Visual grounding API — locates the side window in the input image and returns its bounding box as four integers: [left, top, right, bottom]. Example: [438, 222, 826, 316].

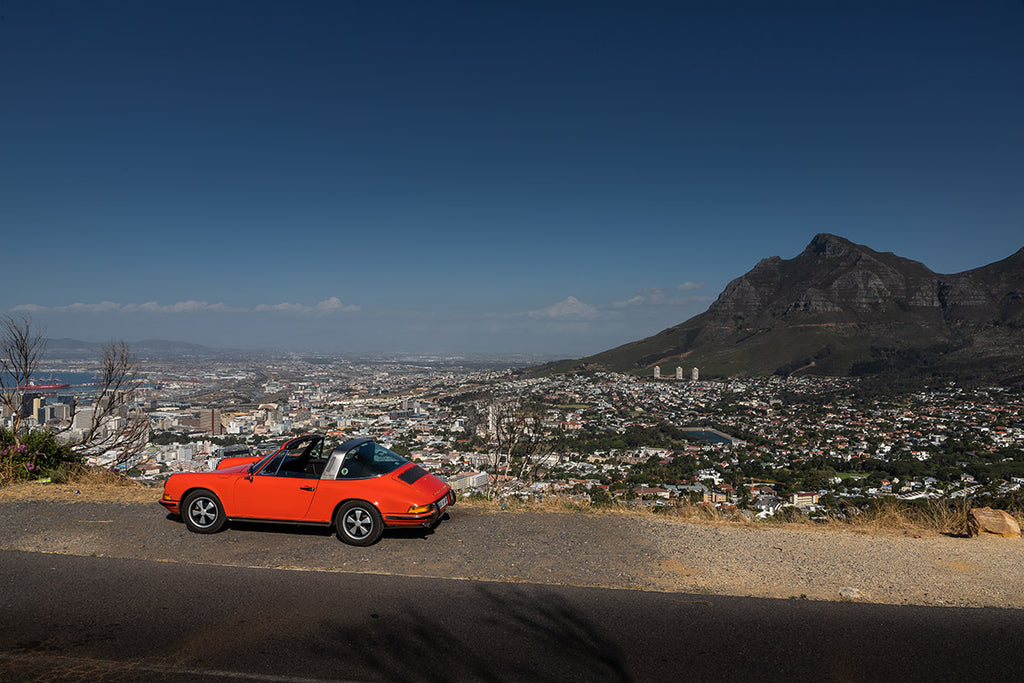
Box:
[287, 438, 313, 459]
[258, 437, 322, 477]
[304, 439, 327, 477]
[308, 439, 324, 460]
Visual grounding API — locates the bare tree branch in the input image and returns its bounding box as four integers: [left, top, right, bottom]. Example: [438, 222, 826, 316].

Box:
[1, 315, 149, 467]
[64, 341, 149, 465]
[477, 395, 556, 500]
[0, 314, 47, 445]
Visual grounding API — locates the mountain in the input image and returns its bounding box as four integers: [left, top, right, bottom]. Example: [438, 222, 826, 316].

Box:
[45, 338, 219, 360]
[544, 234, 1024, 385]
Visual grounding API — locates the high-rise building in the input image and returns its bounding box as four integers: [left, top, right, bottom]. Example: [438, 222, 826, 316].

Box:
[19, 392, 42, 418]
[675, 367, 683, 380]
[45, 404, 70, 422]
[653, 366, 661, 379]
[72, 407, 94, 431]
[691, 367, 699, 381]
[200, 408, 224, 435]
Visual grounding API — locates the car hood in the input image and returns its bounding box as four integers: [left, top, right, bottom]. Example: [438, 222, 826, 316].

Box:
[217, 456, 261, 471]
[216, 460, 258, 475]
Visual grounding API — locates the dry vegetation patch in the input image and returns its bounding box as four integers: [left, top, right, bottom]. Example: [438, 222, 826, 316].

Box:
[0, 468, 159, 504]
[2, 479, 1018, 539]
[458, 494, 1016, 537]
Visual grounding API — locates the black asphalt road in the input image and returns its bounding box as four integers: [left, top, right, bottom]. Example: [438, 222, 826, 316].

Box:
[1, 550, 1021, 682]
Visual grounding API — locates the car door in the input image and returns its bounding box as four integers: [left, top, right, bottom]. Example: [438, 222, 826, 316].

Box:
[230, 437, 323, 521]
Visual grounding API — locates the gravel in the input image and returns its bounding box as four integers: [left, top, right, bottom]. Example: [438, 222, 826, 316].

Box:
[1, 495, 1021, 608]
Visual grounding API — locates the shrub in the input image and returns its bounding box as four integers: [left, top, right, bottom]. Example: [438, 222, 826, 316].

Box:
[0, 428, 81, 487]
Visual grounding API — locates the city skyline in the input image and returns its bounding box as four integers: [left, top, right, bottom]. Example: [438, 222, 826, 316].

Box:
[3, 2, 1023, 356]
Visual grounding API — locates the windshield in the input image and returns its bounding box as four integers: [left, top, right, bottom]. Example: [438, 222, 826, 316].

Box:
[336, 441, 409, 479]
[249, 451, 277, 474]
[248, 436, 323, 475]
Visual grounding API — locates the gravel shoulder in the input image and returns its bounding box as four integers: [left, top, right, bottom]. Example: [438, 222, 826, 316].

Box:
[1, 485, 1021, 609]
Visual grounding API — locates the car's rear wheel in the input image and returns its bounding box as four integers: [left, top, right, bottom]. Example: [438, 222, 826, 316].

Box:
[182, 489, 226, 534]
[335, 500, 383, 546]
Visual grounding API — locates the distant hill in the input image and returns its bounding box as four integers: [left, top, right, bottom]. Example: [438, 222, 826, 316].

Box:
[541, 234, 1024, 386]
[46, 338, 219, 359]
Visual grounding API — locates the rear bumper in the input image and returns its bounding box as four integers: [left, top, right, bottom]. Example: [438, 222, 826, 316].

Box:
[383, 491, 454, 528]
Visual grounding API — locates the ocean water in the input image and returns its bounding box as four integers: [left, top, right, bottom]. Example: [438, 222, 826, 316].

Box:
[30, 372, 99, 388]
[2, 371, 98, 391]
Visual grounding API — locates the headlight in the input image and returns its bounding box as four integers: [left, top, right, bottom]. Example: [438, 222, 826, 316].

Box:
[407, 504, 431, 514]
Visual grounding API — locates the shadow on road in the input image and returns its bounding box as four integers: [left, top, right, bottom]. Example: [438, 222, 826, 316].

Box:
[164, 512, 450, 542]
[310, 583, 631, 682]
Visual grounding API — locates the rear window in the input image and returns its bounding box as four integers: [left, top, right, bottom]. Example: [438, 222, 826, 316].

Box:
[336, 441, 410, 479]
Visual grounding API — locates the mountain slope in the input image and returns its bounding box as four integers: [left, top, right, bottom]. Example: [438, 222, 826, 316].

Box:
[546, 234, 1024, 384]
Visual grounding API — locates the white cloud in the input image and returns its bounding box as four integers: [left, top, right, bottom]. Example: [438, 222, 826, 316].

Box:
[613, 296, 645, 308]
[528, 296, 598, 319]
[255, 302, 303, 313]
[255, 297, 359, 316]
[128, 301, 240, 314]
[612, 288, 675, 308]
[11, 297, 358, 316]
[13, 301, 126, 314]
[613, 284, 708, 308]
[314, 296, 358, 313]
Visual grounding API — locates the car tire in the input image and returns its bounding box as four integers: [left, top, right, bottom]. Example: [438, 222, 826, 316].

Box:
[182, 489, 226, 534]
[335, 500, 383, 546]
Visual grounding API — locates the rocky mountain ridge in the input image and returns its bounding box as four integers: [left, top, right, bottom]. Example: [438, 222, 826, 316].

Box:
[546, 234, 1024, 385]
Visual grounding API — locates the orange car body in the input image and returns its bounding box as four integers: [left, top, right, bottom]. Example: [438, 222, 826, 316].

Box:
[160, 435, 453, 541]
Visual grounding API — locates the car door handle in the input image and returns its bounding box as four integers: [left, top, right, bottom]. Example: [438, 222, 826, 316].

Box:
[299, 486, 315, 491]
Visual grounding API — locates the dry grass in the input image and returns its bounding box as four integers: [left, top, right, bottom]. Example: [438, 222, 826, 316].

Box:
[0, 467, 159, 504]
[839, 497, 973, 536]
[460, 494, 1005, 537]
[460, 495, 760, 526]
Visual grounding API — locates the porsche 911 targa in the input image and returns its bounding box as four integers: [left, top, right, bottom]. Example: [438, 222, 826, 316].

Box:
[160, 435, 454, 545]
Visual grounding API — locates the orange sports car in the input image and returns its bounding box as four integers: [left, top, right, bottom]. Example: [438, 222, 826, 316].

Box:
[160, 435, 454, 545]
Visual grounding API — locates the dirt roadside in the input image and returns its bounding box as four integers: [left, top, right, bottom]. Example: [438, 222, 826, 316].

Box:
[0, 485, 1021, 608]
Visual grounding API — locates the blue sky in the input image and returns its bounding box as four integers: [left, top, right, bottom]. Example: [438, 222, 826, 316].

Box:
[2, 1, 1023, 357]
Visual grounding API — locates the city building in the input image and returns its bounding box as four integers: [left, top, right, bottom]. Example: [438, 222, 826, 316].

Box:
[199, 408, 224, 435]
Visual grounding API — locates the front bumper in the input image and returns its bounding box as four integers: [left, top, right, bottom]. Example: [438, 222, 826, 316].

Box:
[159, 497, 180, 515]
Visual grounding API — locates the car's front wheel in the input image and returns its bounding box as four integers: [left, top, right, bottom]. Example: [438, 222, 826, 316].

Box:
[182, 489, 226, 534]
[335, 500, 383, 546]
